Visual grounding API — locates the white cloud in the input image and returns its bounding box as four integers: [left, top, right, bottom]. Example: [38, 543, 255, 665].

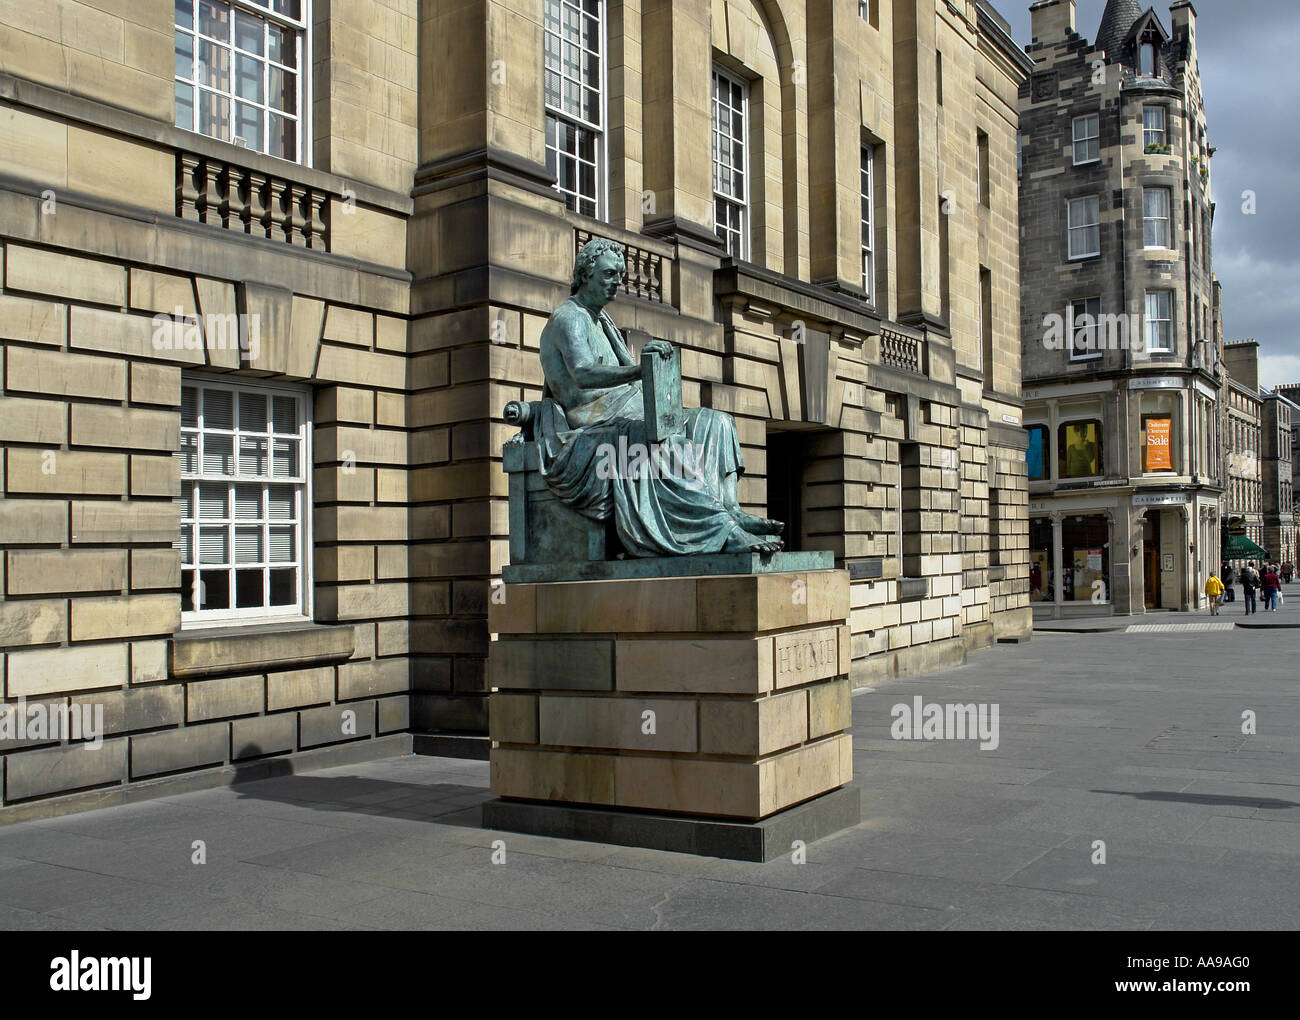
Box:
[1259, 354, 1300, 392]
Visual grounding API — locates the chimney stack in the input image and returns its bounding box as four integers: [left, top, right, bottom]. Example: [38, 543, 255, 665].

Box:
[1029, 0, 1076, 43]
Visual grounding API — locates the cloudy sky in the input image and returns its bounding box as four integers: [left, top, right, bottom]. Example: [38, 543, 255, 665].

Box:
[1000, 0, 1300, 390]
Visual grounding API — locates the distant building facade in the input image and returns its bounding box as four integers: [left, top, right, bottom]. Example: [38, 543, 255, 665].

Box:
[1223, 351, 1297, 569]
[1019, 0, 1222, 616]
[1222, 341, 1264, 565]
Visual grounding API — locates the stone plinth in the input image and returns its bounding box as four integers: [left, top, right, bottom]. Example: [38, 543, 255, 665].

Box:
[484, 567, 858, 858]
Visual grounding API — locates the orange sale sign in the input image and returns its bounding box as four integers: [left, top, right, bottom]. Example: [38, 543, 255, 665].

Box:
[1145, 418, 1171, 470]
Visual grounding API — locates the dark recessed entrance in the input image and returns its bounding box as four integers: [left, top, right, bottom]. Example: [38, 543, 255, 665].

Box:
[1143, 510, 1162, 609]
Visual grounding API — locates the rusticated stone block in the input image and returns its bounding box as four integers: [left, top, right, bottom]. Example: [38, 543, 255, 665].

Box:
[337, 657, 409, 700]
[699, 688, 808, 757]
[489, 692, 538, 744]
[4, 346, 125, 401]
[0, 499, 67, 544]
[0, 598, 67, 647]
[616, 635, 773, 694]
[130, 723, 229, 778]
[538, 695, 697, 753]
[377, 695, 410, 734]
[7, 449, 126, 496]
[4, 244, 126, 306]
[534, 577, 699, 633]
[758, 734, 854, 817]
[299, 700, 375, 748]
[69, 593, 179, 642]
[73, 685, 183, 735]
[231, 714, 297, 759]
[267, 665, 335, 711]
[489, 638, 613, 691]
[71, 501, 180, 543]
[808, 678, 852, 739]
[614, 756, 759, 818]
[488, 581, 536, 634]
[5, 739, 128, 800]
[696, 571, 851, 633]
[6, 642, 128, 697]
[186, 674, 264, 721]
[492, 747, 615, 806]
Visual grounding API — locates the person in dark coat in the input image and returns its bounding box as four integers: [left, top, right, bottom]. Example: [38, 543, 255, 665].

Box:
[1241, 562, 1259, 615]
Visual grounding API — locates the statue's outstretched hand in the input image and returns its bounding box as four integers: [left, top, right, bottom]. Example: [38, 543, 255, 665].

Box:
[644, 339, 673, 360]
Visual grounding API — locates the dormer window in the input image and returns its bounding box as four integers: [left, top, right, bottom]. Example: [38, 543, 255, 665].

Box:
[1139, 41, 1157, 76]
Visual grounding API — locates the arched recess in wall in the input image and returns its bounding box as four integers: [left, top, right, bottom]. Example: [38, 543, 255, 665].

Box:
[711, 0, 801, 275]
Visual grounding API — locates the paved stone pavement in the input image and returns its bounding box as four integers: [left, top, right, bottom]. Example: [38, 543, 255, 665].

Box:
[0, 621, 1295, 930]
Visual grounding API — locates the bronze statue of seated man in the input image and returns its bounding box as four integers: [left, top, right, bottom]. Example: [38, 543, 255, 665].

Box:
[510, 237, 782, 557]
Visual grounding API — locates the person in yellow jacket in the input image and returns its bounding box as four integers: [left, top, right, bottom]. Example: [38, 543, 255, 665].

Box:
[1205, 573, 1224, 616]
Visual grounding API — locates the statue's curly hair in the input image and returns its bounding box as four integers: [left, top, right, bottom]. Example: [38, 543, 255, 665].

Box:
[571, 237, 626, 294]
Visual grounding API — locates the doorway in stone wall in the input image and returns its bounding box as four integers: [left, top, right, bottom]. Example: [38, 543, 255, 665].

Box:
[766, 426, 844, 555]
[1143, 511, 1162, 609]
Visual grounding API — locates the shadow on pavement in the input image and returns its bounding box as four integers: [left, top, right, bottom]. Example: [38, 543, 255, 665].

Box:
[1091, 789, 1298, 810]
[228, 756, 490, 830]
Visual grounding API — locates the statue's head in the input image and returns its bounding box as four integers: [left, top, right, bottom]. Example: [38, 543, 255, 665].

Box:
[571, 238, 626, 305]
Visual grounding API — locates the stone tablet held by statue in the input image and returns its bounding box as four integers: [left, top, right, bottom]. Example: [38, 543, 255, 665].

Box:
[641, 345, 685, 443]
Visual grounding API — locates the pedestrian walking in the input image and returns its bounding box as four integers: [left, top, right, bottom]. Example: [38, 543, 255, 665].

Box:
[1204, 572, 1224, 616]
[1242, 562, 1259, 615]
[1262, 565, 1281, 612]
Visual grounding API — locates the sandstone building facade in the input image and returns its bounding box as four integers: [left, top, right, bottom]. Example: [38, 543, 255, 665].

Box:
[0, 0, 1031, 818]
[1019, 0, 1222, 616]
[1222, 346, 1296, 570]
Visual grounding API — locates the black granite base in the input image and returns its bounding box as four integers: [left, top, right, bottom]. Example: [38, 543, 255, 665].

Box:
[481, 785, 861, 862]
[413, 733, 491, 760]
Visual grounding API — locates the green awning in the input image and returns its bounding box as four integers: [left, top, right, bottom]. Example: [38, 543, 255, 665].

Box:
[1223, 534, 1268, 558]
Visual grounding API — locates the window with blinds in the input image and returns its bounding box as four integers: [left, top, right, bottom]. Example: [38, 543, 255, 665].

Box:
[178, 376, 311, 624]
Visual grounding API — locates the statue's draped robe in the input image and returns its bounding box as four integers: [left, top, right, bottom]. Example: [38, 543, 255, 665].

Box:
[534, 299, 744, 557]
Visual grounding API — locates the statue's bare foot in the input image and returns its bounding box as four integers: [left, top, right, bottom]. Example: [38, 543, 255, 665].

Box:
[726, 505, 785, 536]
[723, 529, 784, 554]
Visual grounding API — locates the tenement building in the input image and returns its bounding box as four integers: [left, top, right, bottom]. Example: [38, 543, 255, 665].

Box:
[1019, 0, 1222, 617]
[0, 0, 1032, 817]
[1221, 345, 1263, 566]
[1222, 344, 1295, 569]
[1261, 392, 1296, 568]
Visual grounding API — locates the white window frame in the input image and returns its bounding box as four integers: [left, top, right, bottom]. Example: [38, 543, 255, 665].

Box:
[179, 374, 313, 628]
[1145, 289, 1174, 353]
[1072, 113, 1099, 165]
[544, 0, 608, 220]
[1069, 296, 1103, 361]
[1142, 105, 1167, 149]
[1143, 186, 1172, 249]
[1067, 195, 1100, 260]
[861, 144, 875, 303]
[173, 0, 311, 165]
[712, 65, 750, 261]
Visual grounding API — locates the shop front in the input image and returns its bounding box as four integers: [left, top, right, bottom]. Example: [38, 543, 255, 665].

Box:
[1029, 507, 1118, 617]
